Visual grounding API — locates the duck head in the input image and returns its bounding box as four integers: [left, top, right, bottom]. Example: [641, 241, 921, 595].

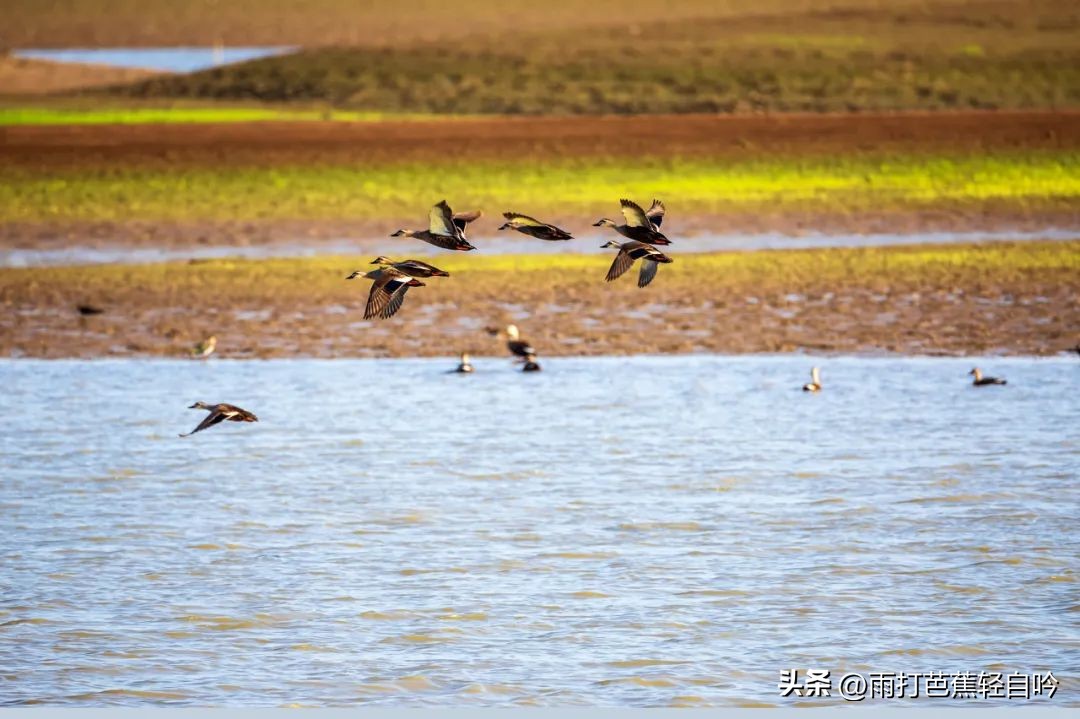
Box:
[390, 229, 413, 238]
[497, 222, 513, 231]
[505, 324, 520, 340]
[969, 368, 982, 380]
[370, 256, 393, 265]
[460, 352, 471, 363]
[811, 367, 821, 385]
[593, 218, 617, 228]
[601, 240, 622, 249]
[188, 401, 211, 410]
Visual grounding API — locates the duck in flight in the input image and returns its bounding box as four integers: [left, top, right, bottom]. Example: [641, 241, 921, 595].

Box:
[190, 335, 217, 359]
[498, 212, 573, 241]
[346, 266, 425, 320]
[602, 239, 673, 287]
[802, 367, 822, 392]
[180, 402, 258, 437]
[594, 199, 669, 246]
[369, 256, 450, 278]
[391, 200, 480, 251]
[969, 368, 1007, 386]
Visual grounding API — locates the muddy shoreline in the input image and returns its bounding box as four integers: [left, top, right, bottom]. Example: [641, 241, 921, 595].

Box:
[3, 241, 1075, 360]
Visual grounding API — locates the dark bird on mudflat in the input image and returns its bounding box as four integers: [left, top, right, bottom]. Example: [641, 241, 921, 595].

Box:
[503, 324, 536, 360]
[593, 199, 669, 245]
[390, 200, 479, 251]
[77, 304, 105, 316]
[180, 402, 258, 437]
[601, 239, 673, 288]
[498, 212, 573, 241]
[969, 368, 1007, 386]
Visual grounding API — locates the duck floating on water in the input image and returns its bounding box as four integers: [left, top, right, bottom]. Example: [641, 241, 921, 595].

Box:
[593, 199, 670, 246]
[969, 368, 1007, 386]
[520, 354, 542, 372]
[180, 402, 258, 437]
[602, 239, 673, 287]
[503, 324, 536, 361]
[498, 212, 573, 241]
[454, 352, 474, 373]
[191, 335, 217, 359]
[346, 267, 425, 320]
[390, 200, 479, 251]
[802, 367, 822, 392]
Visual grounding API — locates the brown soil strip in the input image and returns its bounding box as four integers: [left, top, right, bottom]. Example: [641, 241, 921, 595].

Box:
[3, 242, 1076, 359]
[3, 111, 1077, 170]
[0, 57, 160, 95]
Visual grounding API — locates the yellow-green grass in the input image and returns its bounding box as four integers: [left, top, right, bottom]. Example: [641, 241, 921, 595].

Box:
[0, 106, 455, 125]
[2, 152, 1076, 224]
[8, 240, 1074, 299]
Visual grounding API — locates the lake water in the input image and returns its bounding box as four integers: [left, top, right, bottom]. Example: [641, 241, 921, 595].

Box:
[2, 229, 1075, 268]
[1, 356, 1077, 707]
[13, 47, 293, 73]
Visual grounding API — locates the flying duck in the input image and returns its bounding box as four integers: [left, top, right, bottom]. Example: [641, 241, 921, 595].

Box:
[498, 212, 573, 241]
[454, 352, 474, 373]
[969, 368, 1007, 386]
[369, 256, 450, 278]
[191, 335, 217, 359]
[593, 199, 670, 245]
[390, 200, 479, 251]
[521, 354, 542, 372]
[346, 267, 425, 320]
[802, 367, 822, 392]
[180, 402, 258, 437]
[602, 239, 673, 287]
[503, 324, 536, 360]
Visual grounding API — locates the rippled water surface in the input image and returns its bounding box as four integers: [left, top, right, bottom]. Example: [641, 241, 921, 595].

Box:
[2, 356, 1077, 707]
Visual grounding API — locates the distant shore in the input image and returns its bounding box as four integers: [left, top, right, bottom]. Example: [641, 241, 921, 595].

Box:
[2, 241, 1075, 359]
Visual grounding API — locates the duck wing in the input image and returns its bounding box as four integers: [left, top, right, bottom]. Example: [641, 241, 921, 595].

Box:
[180, 410, 228, 437]
[380, 284, 413, 319]
[638, 258, 660, 288]
[452, 209, 482, 233]
[502, 211, 545, 226]
[428, 200, 459, 237]
[645, 199, 665, 229]
[419, 232, 475, 251]
[219, 403, 258, 422]
[619, 199, 651, 228]
[364, 274, 408, 320]
[606, 248, 635, 282]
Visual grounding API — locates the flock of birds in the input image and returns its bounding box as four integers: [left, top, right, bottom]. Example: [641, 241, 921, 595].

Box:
[346, 198, 675, 321]
[176, 197, 1014, 437]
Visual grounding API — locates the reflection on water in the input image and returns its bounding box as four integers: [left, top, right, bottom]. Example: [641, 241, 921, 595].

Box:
[13, 47, 294, 73]
[2, 229, 1076, 268]
[1, 356, 1077, 707]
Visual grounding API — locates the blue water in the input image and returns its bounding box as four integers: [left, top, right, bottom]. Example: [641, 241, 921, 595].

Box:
[13, 47, 293, 73]
[1, 356, 1077, 706]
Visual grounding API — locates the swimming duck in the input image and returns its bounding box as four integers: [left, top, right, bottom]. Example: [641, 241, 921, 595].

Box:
[454, 352, 474, 373]
[369, 256, 450, 278]
[521, 354, 542, 372]
[969, 368, 1007, 386]
[190, 335, 217, 359]
[504, 324, 536, 360]
[390, 201, 479, 251]
[802, 367, 822, 392]
[180, 401, 258, 437]
[498, 212, 573, 241]
[346, 267, 425, 320]
[601, 239, 673, 287]
[593, 199, 670, 246]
